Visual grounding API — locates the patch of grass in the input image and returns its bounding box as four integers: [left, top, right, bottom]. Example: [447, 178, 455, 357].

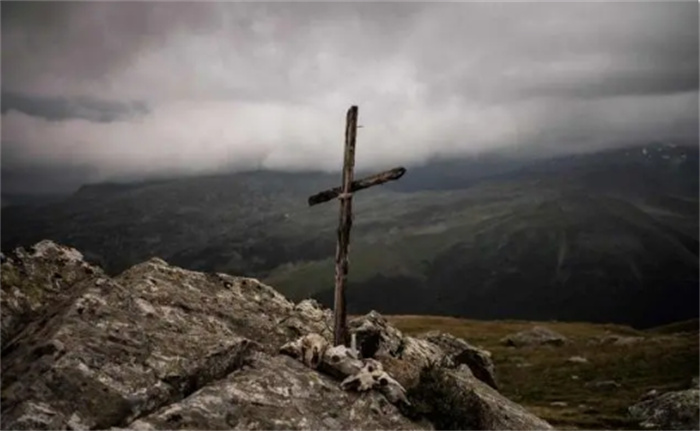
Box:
[388, 315, 699, 430]
[263, 206, 527, 301]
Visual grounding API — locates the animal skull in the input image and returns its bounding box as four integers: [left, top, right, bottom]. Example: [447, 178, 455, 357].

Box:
[280, 333, 329, 369]
[341, 359, 383, 391]
[281, 334, 409, 407]
[340, 359, 409, 405]
[372, 371, 410, 405]
[321, 345, 363, 379]
[301, 333, 329, 369]
[341, 368, 377, 392]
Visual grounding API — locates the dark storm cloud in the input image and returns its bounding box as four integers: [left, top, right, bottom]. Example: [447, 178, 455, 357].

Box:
[1, 1, 697, 193]
[1, 93, 149, 123]
[1, 2, 216, 96]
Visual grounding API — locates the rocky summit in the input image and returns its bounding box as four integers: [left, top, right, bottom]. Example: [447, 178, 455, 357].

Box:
[1, 240, 551, 430]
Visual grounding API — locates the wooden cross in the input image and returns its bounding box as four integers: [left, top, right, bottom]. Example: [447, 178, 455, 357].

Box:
[307, 106, 406, 346]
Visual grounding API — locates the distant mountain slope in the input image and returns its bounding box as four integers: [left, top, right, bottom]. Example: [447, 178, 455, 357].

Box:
[313, 192, 697, 328]
[2, 143, 697, 327]
[1, 170, 339, 274]
[282, 144, 700, 328]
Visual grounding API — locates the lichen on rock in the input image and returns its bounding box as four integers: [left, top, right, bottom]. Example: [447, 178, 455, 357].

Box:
[629, 389, 700, 430]
[1, 240, 552, 430]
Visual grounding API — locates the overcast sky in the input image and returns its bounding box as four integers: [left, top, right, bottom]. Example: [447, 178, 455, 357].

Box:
[2, 1, 698, 193]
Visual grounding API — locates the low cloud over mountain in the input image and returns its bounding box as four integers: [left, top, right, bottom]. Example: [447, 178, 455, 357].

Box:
[2, 2, 698, 193]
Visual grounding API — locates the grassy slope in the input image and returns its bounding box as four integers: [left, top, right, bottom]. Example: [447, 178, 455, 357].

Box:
[265, 180, 698, 327]
[389, 315, 700, 430]
[264, 180, 547, 298]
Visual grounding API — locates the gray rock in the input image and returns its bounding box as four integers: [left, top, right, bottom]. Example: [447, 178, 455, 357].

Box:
[500, 326, 567, 347]
[1, 249, 340, 430]
[1, 241, 552, 430]
[1, 240, 103, 351]
[550, 401, 568, 407]
[566, 356, 589, 364]
[408, 365, 553, 430]
[420, 331, 498, 390]
[129, 354, 427, 430]
[629, 389, 700, 430]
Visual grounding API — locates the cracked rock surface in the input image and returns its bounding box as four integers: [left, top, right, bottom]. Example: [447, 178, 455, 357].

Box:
[1, 240, 550, 430]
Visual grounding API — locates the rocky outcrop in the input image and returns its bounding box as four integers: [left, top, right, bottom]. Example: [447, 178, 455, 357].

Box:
[1, 241, 550, 430]
[629, 389, 700, 430]
[500, 326, 568, 347]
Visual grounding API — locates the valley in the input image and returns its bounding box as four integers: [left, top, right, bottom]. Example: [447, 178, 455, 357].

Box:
[2, 143, 698, 328]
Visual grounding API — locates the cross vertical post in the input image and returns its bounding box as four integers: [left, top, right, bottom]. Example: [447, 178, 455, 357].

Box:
[333, 105, 358, 346]
[308, 105, 406, 347]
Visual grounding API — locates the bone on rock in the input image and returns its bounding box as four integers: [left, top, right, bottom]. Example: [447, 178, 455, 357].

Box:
[281, 334, 409, 407]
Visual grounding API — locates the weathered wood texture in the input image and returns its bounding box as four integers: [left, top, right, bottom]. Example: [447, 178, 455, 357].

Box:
[333, 106, 358, 347]
[307, 167, 406, 206]
[309, 105, 407, 346]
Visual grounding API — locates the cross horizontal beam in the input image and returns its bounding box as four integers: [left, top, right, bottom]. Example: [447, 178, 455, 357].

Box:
[307, 166, 407, 206]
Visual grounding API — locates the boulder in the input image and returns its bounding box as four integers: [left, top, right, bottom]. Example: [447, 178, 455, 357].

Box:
[500, 326, 568, 347]
[629, 389, 700, 430]
[408, 364, 552, 430]
[419, 331, 498, 390]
